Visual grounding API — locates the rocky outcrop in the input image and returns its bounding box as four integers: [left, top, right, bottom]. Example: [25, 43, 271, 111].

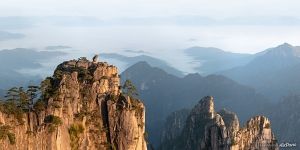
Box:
[0, 57, 147, 150]
[219, 109, 239, 139]
[233, 116, 277, 150]
[160, 96, 278, 150]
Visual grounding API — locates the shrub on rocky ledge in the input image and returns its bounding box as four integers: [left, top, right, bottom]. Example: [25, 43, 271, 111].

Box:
[0, 125, 16, 145]
[44, 115, 63, 133]
[44, 115, 63, 125]
[69, 123, 84, 136]
[33, 99, 47, 112]
[69, 123, 85, 150]
[0, 101, 24, 124]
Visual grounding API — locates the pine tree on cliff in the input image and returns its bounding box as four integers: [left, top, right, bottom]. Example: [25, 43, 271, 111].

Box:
[26, 85, 40, 110]
[122, 79, 139, 98]
[18, 87, 28, 111]
[5, 87, 19, 103]
[4, 86, 40, 112]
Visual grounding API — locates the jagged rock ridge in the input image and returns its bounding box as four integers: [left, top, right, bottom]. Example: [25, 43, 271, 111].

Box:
[0, 57, 147, 150]
[160, 96, 278, 150]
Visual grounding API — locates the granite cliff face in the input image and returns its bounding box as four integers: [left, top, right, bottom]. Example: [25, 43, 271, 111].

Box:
[160, 96, 278, 150]
[0, 57, 147, 150]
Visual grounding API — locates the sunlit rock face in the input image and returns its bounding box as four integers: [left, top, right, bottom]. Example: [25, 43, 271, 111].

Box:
[159, 96, 278, 150]
[232, 116, 277, 150]
[0, 57, 147, 150]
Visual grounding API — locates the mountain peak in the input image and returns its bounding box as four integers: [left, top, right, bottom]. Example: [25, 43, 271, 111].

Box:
[191, 96, 215, 118]
[122, 61, 179, 80]
[279, 42, 293, 48]
[264, 42, 300, 58]
[131, 61, 151, 68]
[125, 61, 157, 74]
[183, 73, 203, 80]
[276, 43, 294, 49]
[102, 53, 184, 77]
[198, 95, 214, 106]
[252, 42, 300, 64]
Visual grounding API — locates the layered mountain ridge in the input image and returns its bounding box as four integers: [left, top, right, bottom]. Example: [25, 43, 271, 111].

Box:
[0, 57, 147, 150]
[185, 47, 253, 74]
[160, 96, 279, 150]
[101, 53, 184, 77]
[220, 43, 300, 100]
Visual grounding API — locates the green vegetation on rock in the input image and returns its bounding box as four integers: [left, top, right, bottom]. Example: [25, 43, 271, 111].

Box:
[69, 123, 85, 150]
[0, 85, 41, 124]
[7, 132, 16, 145]
[122, 79, 138, 99]
[44, 115, 63, 133]
[231, 138, 238, 145]
[0, 101, 24, 124]
[33, 99, 47, 112]
[0, 125, 16, 145]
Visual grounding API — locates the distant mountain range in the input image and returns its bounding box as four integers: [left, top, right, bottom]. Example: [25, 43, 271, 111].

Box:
[184, 46, 253, 75]
[104, 43, 300, 101]
[220, 43, 300, 100]
[2, 43, 299, 102]
[180, 43, 300, 101]
[0, 48, 65, 89]
[101, 53, 184, 77]
[44, 45, 72, 50]
[121, 61, 269, 147]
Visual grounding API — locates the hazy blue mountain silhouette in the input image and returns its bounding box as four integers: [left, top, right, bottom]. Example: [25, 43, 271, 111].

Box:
[0, 48, 65, 89]
[101, 53, 184, 77]
[185, 46, 253, 75]
[45, 45, 72, 50]
[220, 43, 300, 100]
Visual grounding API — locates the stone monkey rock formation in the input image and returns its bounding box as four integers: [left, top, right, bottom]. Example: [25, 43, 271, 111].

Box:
[92, 54, 99, 63]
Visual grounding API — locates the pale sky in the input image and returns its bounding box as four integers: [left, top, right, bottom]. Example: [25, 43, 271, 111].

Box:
[1, 0, 300, 54]
[1, 0, 300, 18]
